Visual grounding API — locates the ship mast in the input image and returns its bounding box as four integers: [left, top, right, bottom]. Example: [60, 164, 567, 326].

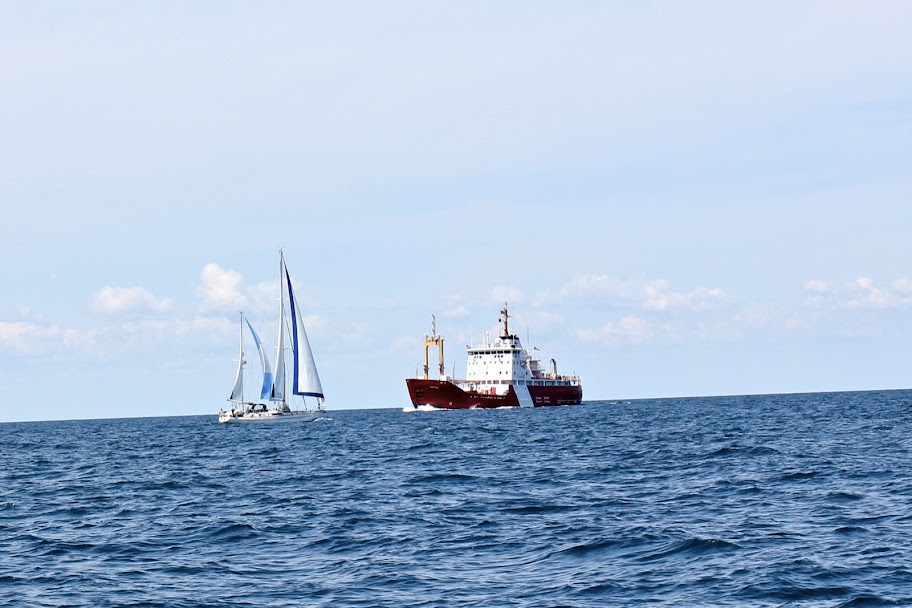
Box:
[423, 314, 445, 380]
[499, 302, 511, 338]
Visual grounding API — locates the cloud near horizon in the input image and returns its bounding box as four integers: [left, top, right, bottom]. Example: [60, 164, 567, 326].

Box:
[0, 321, 61, 355]
[804, 276, 912, 309]
[6, 316, 235, 361]
[90, 286, 173, 315]
[575, 315, 657, 345]
[642, 280, 730, 312]
[537, 275, 731, 312]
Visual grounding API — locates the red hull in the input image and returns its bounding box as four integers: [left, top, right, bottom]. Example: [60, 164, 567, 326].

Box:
[406, 379, 582, 409]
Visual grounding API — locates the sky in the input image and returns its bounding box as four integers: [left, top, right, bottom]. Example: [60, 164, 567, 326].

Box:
[1, 1, 910, 422]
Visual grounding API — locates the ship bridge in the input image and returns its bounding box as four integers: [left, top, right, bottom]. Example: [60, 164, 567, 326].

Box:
[460, 304, 579, 395]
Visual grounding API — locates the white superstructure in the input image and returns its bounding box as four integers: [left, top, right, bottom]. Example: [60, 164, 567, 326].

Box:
[460, 305, 578, 396]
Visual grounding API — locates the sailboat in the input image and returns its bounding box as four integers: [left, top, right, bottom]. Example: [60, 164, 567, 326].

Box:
[218, 250, 325, 423]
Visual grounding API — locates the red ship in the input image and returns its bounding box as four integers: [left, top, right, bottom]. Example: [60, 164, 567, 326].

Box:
[405, 304, 582, 409]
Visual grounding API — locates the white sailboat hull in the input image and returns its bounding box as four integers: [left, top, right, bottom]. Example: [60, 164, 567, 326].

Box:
[218, 409, 321, 424]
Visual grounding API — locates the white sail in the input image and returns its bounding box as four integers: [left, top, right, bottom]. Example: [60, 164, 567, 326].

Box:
[270, 257, 287, 402]
[287, 269, 324, 398]
[245, 317, 273, 399]
[228, 313, 245, 402]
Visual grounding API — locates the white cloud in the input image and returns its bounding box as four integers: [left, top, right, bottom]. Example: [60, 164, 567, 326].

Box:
[64, 316, 235, 359]
[890, 277, 912, 293]
[0, 321, 60, 354]
[90, 286, 173, 315]
[735, 304, 786, 328]
[575, 315, 654, 344]
[541, 275, 634, 303]
[803, 279, 833, 307]
[197, 263, 247, 313]
[62, 326, 107, 350]
[642, 280, 729, 311]
[540, 275, 730, 312]
[844, 277, 907, 309]
[1, 313, 240, 359]
[804, 279, 831, 293]
[805, 276, 912, 309]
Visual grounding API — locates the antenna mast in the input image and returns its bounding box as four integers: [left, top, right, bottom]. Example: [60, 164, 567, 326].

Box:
[499, 302, 510, 338]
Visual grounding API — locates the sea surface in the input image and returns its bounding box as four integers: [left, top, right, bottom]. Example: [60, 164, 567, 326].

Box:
[2, 390, 912, 607]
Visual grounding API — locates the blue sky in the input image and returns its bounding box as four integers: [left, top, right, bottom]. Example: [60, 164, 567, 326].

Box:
[1, 2, 910, 422]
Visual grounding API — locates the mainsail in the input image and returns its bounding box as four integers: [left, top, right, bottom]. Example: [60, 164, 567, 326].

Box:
[269, 260, 287, 402]
[264, 250, 324, 406]
[286, 265, 324, 399]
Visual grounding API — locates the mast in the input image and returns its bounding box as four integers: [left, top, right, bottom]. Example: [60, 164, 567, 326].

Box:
[269, 248, 325, 410]
[270, 249, 287, 404]
[280, 250, 286, 405]
[500, 302, 510, 338]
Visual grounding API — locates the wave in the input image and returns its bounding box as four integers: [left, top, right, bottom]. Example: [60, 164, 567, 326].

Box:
[499, 504, 577, 515]
[555, 538, 624, 558]
[637, 537, 741, 562]
[402, 405, 443, 412]
[835, 595, 903, 607]
[828, 490, 865, 501]
[780, 471, 818, 481]
[410, 473, 478, 484]
[708, 444, 782, 457]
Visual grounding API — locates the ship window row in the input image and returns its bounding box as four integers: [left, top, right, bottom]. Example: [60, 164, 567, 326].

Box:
[470, 362, 523, 366]
[469, 361, 527, 368]
[470, 360, 525, 364]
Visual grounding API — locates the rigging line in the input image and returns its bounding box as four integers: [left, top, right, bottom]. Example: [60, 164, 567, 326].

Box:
[243, 256, 282, 353]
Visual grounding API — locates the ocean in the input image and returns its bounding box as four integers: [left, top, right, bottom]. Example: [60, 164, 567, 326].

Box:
[2, 390, 911, 607]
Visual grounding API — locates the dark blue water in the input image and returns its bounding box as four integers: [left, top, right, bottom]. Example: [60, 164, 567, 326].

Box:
[2, 390, 912, 607]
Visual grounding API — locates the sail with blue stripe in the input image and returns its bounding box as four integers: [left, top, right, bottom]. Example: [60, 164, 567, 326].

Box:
[286, 266, 324, 399]
[245, 317, 273, 400]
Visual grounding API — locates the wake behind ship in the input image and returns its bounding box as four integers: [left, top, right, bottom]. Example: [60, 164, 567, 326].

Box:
[406, 304, 582, 409]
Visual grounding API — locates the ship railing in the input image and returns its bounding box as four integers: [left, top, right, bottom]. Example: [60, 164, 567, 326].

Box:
[537, 373, 581, 382]
[456, 377, 583, 387]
